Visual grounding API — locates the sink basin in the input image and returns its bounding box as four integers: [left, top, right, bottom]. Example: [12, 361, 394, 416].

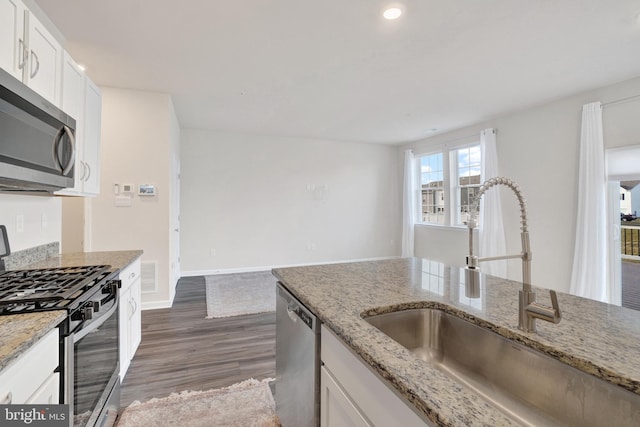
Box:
[364, 308, 640, 427]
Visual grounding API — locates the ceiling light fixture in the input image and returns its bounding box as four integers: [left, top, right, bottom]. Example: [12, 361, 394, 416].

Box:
[383, 7, 403, 20]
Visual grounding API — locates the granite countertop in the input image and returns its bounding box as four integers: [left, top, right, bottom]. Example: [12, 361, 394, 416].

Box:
[272, 257, 640, 427]
[22, 250, 143, 272]
[0, 311, 66, 371]
[0, 250, 143, 373]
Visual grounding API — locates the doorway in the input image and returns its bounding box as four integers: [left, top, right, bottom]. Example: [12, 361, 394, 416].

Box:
[608, 146, 640, 311]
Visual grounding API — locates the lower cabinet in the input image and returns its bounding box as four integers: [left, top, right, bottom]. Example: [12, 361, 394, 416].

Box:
[0, 328, 59, 405]
[320, 325, 432, 427]
[119, 258, 142, 380]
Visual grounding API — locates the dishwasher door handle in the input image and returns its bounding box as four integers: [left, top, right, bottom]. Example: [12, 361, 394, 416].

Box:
[287, 305, 298, 323]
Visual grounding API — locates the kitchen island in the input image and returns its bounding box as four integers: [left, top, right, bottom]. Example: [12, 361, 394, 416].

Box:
[273, 257, 640, 426]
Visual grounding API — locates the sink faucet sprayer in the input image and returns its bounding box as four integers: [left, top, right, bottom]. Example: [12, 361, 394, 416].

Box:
[465, 177, 561, 333]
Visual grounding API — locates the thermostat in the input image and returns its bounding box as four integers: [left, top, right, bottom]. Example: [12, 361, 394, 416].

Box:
[138, 184, 156, 196]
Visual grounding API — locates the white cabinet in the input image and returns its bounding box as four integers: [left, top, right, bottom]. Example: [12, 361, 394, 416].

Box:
[81, 77, 101, 194]
[23, 11, 62, 106]
[0, 0, 26, 80]
[0, 329, 59, 405]
[320, 325, 432, 427]
[57, 52, 102, 196]
[119, 258, 142, 380]
[321, 366, 372, 427]
[0, 0, 62, 105]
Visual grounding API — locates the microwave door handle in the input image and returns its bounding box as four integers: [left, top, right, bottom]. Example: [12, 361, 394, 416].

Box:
[52, 126, 76, 175]
[62, 126, 76, 175]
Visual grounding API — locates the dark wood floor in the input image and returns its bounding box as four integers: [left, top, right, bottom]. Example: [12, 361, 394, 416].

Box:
[119, 276, 276, 408]
[622, 260, 640, 311]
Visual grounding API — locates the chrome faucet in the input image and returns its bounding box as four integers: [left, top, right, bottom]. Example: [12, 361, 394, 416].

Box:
[465, 177, 561, 333]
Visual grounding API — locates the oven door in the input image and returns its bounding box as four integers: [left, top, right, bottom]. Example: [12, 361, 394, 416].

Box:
[66, 285, 120, 427]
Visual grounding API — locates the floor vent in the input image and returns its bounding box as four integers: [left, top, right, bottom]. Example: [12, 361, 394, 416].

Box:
[141, 261, 158, 293]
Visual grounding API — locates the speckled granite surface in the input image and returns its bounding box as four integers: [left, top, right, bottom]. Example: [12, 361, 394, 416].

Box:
[0, 311, 66, 371]
[1, 250, 142, 373]
[21, 250, 143, 272]
[273, 257, 640, 427]
[3, 242, 59, 270]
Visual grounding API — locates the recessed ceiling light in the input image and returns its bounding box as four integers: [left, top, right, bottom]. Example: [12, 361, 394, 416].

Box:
[383, 7, 402, 20]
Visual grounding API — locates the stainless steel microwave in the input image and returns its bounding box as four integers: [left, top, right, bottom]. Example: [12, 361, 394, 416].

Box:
[0, 67, 76, 192]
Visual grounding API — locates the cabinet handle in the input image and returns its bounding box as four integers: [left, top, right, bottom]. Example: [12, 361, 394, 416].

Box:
[29, 50, 40, 78]
[129, 298, 137, 320]
[1, 392, 12, 405]
[129, 272, 135, 279]
[84, 162, 91, 182]
[18, 39, 27, 70]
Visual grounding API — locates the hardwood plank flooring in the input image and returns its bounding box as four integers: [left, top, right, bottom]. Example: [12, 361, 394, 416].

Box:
[119, 276, 276, 408]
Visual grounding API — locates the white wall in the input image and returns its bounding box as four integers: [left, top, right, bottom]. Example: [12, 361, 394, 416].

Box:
[90, 87, 178, 308]
[0, 194, 61, 252]
[403, 75, 640, 293]
[180, 130, 400, 273]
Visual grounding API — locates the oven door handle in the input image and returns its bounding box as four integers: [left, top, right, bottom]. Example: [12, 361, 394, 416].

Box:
[73, 291, 119, 342]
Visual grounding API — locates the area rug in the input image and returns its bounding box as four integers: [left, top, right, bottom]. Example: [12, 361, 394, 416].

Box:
[205, 271, 277, 318]
[116, 378, 279, 427]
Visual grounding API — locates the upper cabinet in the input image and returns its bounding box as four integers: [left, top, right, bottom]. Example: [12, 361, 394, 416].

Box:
[56, 52, 101, 196]
[24, 10, 62, 106]
[0, 1, 102, 197]
[0, 0, 25, 81]
[0, 0, 62, 106]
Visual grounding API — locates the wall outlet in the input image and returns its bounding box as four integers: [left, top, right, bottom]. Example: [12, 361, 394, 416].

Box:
[16, 214, 24, 233]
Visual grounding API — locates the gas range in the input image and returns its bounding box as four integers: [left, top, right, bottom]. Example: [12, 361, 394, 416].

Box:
[0, 265, 115, 316]
[0, 264, 122, 427]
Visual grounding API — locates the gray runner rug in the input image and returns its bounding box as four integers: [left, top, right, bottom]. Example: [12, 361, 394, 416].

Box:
[205, 271, 277, 318]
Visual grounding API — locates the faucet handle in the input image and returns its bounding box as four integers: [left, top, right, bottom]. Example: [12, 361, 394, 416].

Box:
[526, 290, 562, 325]
[549, 290, 561, 319]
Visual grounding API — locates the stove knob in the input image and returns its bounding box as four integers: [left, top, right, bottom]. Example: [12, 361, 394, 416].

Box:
[81, 303, 93, 321]
[71, 303, 94, 321]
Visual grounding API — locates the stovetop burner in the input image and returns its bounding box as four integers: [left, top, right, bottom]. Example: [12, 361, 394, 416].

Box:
[0, 265, 112, 313]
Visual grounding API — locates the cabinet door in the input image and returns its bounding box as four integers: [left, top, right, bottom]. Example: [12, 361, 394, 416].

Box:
[129, 277, 142, 357]
[82, 77, 101, 195]
[60, 51, 85, 194]
[25, 11, 62, 106]
[321, 366, 371, 427]
[0, 0, 26, 79]
[25, 373, 59, 404]
[118, 285, 131, 381]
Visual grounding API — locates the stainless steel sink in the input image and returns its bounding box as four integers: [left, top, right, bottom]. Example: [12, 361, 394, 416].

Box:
[364, 308, 640, 427]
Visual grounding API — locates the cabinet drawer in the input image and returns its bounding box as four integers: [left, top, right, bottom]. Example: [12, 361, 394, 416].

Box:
[0, 328, 59, 405]
[26, 372, 59, 404]
[119, 258, 141, 291]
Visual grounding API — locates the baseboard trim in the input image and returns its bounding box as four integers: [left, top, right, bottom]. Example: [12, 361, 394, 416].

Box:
[180, 256, 399, 278]
[141, 300, 173, 310]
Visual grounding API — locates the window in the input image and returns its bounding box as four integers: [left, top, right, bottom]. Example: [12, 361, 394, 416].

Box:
[417, 144, 481, 226]
[420, 153, 444, 224]
[456, 145, 482, 225]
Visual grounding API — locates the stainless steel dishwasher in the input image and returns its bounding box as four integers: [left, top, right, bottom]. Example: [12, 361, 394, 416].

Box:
[275, 282, 321, 427]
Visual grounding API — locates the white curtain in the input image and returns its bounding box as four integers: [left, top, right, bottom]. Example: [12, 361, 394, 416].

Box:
[478, 128, 507, 278]
[607, 180, 622, 305]
[402, 149, 416, 257]
[570, 102, 608, 302]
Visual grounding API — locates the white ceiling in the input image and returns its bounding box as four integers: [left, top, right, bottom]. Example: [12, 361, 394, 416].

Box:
[33, 0, 640, 144]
